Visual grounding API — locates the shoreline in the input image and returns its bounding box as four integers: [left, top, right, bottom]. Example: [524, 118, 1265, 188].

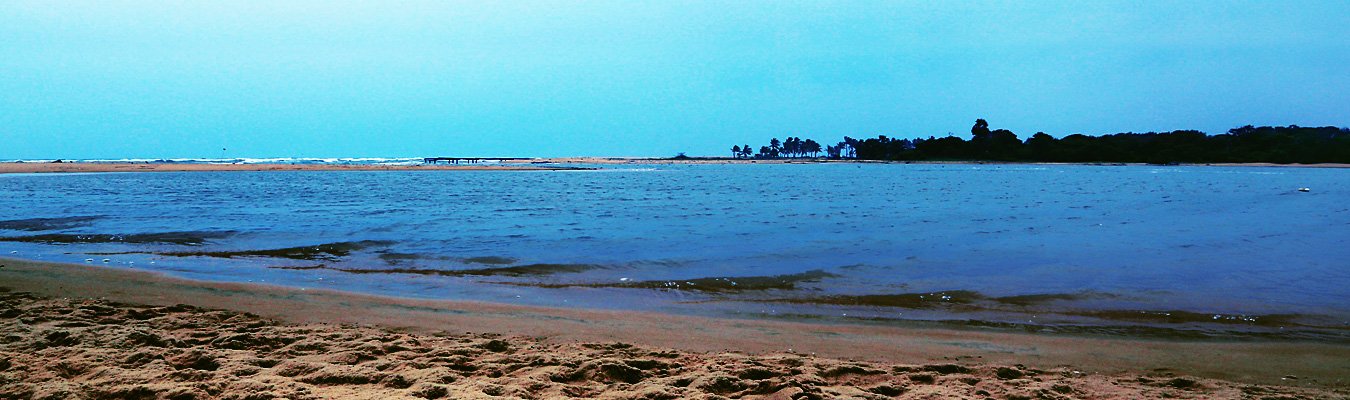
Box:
[2, 159, 1346, 174]
[505, 157, 1350, 168]
[1, 256, 1345, 392]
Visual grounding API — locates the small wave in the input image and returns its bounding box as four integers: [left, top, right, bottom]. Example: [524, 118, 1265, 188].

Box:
[285, 263, 602, 277]
[763, 290, 984, 309]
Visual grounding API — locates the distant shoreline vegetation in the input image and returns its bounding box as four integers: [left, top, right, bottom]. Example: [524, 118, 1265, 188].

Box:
[728, 120, 1350, 164]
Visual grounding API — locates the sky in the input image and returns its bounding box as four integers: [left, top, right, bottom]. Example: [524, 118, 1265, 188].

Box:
[2, 1, 1348, 159]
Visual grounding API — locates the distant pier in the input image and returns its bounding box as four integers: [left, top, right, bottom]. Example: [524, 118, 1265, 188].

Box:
[422, 157, 532, 164]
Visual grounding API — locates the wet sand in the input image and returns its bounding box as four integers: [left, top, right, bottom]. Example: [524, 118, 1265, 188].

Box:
[0, 162, 584, 174]
[0, 257, 1345, 399]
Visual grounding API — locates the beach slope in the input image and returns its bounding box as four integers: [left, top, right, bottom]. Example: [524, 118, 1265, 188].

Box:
[0, 258, 1345, 399]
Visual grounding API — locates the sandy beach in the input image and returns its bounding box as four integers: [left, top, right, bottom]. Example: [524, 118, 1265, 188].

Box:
[1, 257, 1344, 399]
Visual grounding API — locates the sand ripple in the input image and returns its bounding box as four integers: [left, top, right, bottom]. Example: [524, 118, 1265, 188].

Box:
[0, 290, 1342, 399]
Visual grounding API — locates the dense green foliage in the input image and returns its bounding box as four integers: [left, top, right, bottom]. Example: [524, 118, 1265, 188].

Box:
[735, 121, 1350, 164]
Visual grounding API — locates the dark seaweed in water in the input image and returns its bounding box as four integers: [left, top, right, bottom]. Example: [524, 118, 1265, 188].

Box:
[614, 269, 838, 293]
[763, 290, 985, 309]
[0, 216, 101, 232]
[160, 241, 394, 261]
[762, 291, 1114, 309]
[268, 264, 327, 270]
[494, 269, 840, 293]
[0, 231, 235, 246]
[329, 263, 601, 277]
[990, 292, 1119, 306]
[1068, 310, 1307, 328]
[756, 291, 1342, 334]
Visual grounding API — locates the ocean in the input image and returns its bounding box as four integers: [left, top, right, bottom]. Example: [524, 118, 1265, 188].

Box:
[2, 163, 1346, 340]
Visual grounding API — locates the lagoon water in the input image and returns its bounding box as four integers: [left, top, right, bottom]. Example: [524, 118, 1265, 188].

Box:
[2, 164, 1347, 339]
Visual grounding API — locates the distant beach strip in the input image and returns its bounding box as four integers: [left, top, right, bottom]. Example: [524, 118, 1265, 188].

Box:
[0, 161, 592, 174]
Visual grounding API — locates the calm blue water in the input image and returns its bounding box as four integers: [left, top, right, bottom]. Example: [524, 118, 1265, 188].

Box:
[2, 164, 1347, 338]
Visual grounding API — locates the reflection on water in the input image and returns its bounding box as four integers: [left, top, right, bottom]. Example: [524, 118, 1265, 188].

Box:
[1, 164, 1347, 340]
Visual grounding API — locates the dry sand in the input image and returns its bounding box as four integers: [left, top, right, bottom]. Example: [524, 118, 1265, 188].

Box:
[0, 258, 1345, 399]
[0, 163, 582, 174]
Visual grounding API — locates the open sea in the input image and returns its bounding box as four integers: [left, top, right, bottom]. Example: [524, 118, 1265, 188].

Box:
[2, 162, 1347, 340]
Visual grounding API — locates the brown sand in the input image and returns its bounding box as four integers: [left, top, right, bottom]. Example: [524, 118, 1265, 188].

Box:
[0, 258, 1346, 399]
[0, 162, 583, 174]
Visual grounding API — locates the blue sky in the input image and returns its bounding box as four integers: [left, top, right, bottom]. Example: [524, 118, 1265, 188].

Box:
[3, 1, 1348, 159]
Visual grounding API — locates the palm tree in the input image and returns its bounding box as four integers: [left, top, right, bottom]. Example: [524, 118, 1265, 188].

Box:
[842, 136, 859, 158]
[731, 145, 742, 159]
[804, 139, 821, 157]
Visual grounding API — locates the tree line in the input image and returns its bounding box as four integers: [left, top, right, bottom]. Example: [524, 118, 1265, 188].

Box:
[730, 137, 825, 159]
[730, 120, 1350, 164]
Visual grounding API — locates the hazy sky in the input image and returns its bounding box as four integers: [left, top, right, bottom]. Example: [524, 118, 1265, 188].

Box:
[3, 1, 1348, 159]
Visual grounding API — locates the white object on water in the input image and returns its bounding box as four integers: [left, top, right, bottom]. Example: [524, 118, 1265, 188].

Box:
[102, 259, 110, 263]
[1298, 187, 1310, 192]
[84, 258, 93, 262]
